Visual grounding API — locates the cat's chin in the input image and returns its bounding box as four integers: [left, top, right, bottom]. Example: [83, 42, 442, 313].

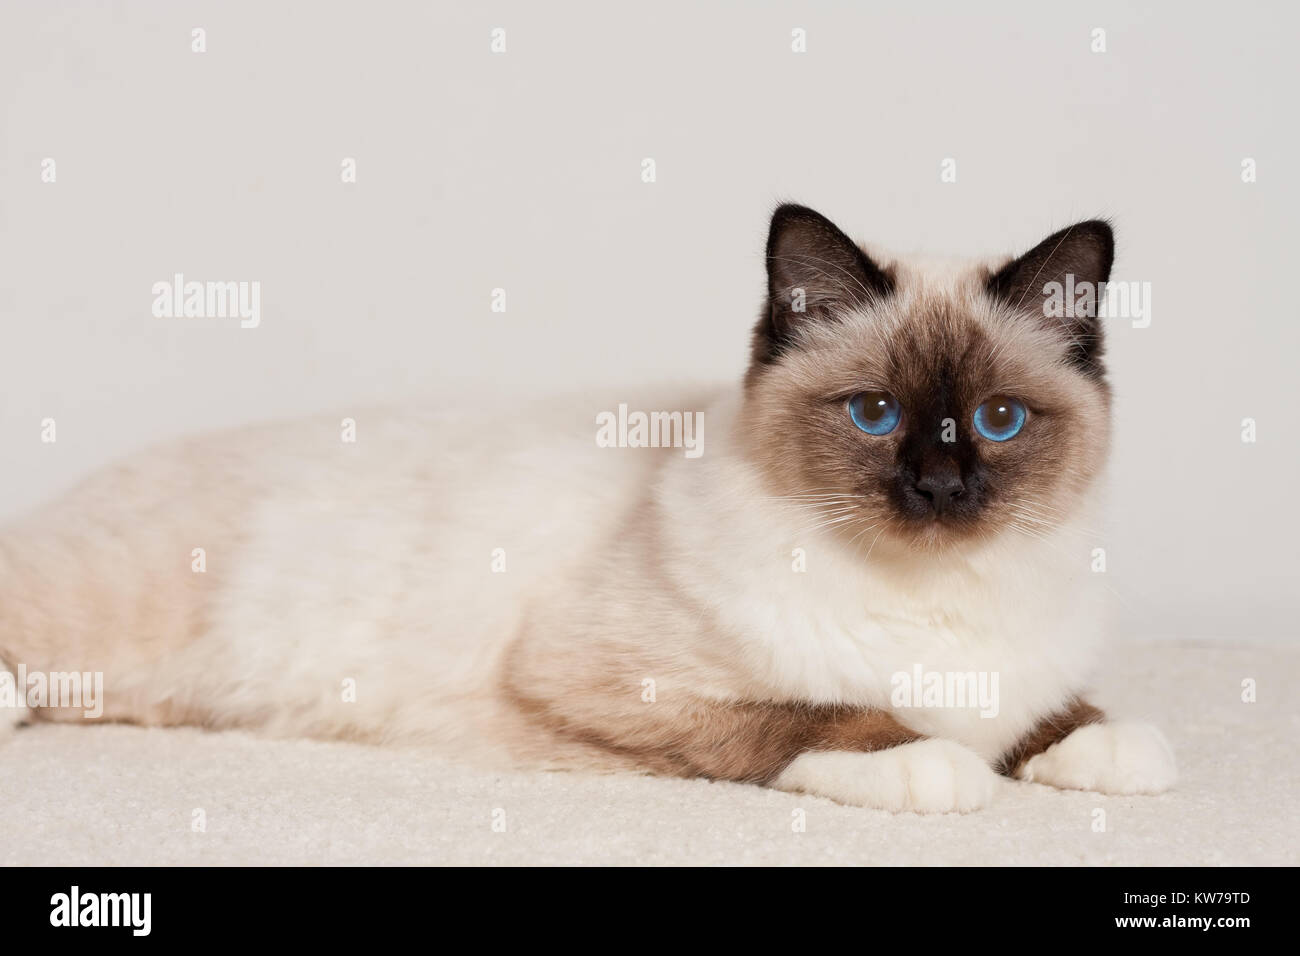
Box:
[879, 514, 998, 555]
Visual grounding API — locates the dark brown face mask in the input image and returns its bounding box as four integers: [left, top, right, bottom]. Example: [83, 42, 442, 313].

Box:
[741, 203, 1115, 550]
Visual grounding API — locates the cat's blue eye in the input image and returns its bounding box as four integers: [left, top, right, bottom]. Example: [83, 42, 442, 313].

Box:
[848, 391, 901, 436]
[973, 397, 1027, 442]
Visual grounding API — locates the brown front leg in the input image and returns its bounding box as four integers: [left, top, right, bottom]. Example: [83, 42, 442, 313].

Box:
[995, 696, 1104, 777]
[510, 683, 923, 784]
[996, 698, 1177, 795]
[508, 675, 1002, 811]
[631, 700, 925, 784]
[502, 624, 1002, 811]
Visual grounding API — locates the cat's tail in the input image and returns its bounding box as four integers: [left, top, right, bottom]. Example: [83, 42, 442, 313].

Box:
[0, 669, 31, 739]
[0, 542, 32, 739]
[0, 435, 256, 735]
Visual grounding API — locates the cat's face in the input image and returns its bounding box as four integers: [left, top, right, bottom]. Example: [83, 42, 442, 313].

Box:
[742, 205, 1114, 552]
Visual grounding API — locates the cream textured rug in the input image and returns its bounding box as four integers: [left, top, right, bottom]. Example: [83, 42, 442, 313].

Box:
[2, 641, 1294, 866]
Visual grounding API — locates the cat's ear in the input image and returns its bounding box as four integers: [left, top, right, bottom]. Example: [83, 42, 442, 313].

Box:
[986, 220, 1114, 376]
[752, 204, 894, 367]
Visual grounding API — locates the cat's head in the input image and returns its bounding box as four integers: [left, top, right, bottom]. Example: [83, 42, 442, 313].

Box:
[742, 203, 1113, 553]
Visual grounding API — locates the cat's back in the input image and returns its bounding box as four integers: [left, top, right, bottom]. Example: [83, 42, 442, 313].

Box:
[0, 390, 709, 740]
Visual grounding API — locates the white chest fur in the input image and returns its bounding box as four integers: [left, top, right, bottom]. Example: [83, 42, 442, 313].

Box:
[657, 397, 1111, 761]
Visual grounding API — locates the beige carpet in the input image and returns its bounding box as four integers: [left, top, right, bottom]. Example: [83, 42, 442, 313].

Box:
[2, 641, 1294, 866]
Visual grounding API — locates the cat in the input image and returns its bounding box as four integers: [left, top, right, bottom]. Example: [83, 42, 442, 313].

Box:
[0, 204, 1175, 813]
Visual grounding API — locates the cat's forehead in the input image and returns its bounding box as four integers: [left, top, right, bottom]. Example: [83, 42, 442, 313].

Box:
[788, 260, 1073, 400]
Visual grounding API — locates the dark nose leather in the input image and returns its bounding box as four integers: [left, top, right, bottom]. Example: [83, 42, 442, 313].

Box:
[915, 469, 964, 514]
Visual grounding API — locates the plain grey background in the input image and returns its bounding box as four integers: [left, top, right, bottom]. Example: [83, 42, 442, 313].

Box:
[1, 1, 1295, 642]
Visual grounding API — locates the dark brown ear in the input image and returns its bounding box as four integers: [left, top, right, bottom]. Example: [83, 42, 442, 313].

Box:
[751, 204, 893, 370]
[986, 220, 1114, 377]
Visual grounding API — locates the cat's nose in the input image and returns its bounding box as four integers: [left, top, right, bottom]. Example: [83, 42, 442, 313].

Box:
[914, 470, 965, 513]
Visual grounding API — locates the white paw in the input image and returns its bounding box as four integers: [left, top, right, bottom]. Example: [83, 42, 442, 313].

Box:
[1017, 720, 1176, 795]
[773, 739, 998, 813]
